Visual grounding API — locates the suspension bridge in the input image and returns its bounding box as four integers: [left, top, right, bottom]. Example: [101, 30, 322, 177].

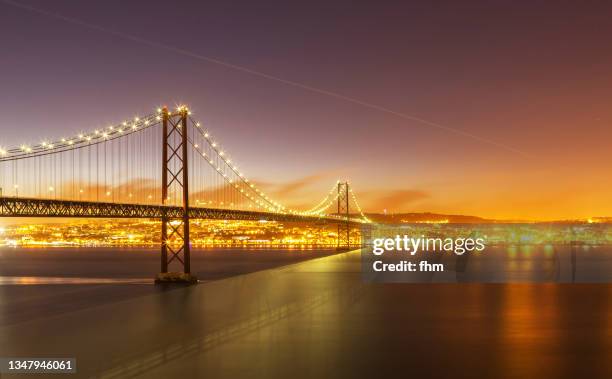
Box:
[0, 105, 371, 282]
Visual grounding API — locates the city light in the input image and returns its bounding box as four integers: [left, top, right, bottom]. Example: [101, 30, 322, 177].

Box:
[0, 219, 359, 248]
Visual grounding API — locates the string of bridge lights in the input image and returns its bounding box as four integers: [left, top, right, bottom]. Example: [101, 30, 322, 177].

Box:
[0, 114, 160, 160]
[187, 111, 367, 220]
[188, 112, 336, 216]
[186, 138, 283, 213]
[186, 113, 290, 214]
[0, 105, 370, 222]
[0, 104, 304, 215]
[349, 185, 371, 222]
[310, 191, 342, 216]
[300, 182, 370, 222]
[304, 181, 340, 214]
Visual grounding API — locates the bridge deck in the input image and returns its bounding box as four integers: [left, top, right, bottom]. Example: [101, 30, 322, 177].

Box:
[0, 197, 360, 224]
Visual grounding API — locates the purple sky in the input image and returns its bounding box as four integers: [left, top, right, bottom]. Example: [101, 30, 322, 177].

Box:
[1, 1, 612, 219]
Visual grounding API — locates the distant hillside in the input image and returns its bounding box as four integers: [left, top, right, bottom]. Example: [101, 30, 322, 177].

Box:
[362, 213, 611, 224]
[364, 212, 492, 224]
[591, 217, 612, 223]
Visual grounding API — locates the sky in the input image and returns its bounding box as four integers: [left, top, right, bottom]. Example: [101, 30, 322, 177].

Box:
[1, 0, 611, 220]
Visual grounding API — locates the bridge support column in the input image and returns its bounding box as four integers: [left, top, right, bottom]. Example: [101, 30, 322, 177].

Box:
[336, 181, 350, 250]
[156, 106, 197, 284]
[161, 107, 169, 274]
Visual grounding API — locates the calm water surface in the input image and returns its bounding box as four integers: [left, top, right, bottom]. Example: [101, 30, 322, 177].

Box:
[0, 248, 611, 378]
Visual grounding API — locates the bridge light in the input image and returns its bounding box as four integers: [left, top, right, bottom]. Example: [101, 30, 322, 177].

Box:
[194, 144, 199, 148]
[156, 116, 161, 121]
[144, 120, 150, 125]
[61, 138, 66, 142]
[196, 122, 200, 127]
[219, 151, 224, 156]
[79, 134, 84, 139]
[122, 122, 127, 126]
[134, 117, 139, 122]
[86, 136, 92, 141]
[95, 130, 99, 135]
[108, 126, 114, 130]
[204, 133, 209, 138]
[47, 144, 54, 149]
[211, 142, 217, 147]
[42, 142, 48, 147]
[157, 108, 162, 113]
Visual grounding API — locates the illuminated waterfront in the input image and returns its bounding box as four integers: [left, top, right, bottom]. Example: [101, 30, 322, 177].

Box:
[0, 219, 351, 247]
[1, 220, 610, 249]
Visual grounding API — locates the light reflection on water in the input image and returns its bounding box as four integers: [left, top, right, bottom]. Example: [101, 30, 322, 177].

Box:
[0, 276, 151, 285]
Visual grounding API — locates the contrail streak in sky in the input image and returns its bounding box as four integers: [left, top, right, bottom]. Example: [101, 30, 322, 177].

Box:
[2, 0, 530, 157]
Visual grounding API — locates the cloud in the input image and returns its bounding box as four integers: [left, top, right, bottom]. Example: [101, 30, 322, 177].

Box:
[253, 171, 339, 196]
[273, 173, 336, 196]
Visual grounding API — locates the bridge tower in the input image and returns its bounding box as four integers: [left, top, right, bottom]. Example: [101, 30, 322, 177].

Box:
[156, 106, 197, 284]
[337, 181, 350, 249]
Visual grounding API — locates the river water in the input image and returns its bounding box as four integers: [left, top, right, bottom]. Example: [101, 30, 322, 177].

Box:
[1, 247, 612, 378]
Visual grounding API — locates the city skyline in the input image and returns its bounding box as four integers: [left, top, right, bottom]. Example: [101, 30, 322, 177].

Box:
[1, 1, 611, 220]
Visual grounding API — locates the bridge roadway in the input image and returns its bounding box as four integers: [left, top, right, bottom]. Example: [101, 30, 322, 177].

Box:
[0, 197, 362, 224]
